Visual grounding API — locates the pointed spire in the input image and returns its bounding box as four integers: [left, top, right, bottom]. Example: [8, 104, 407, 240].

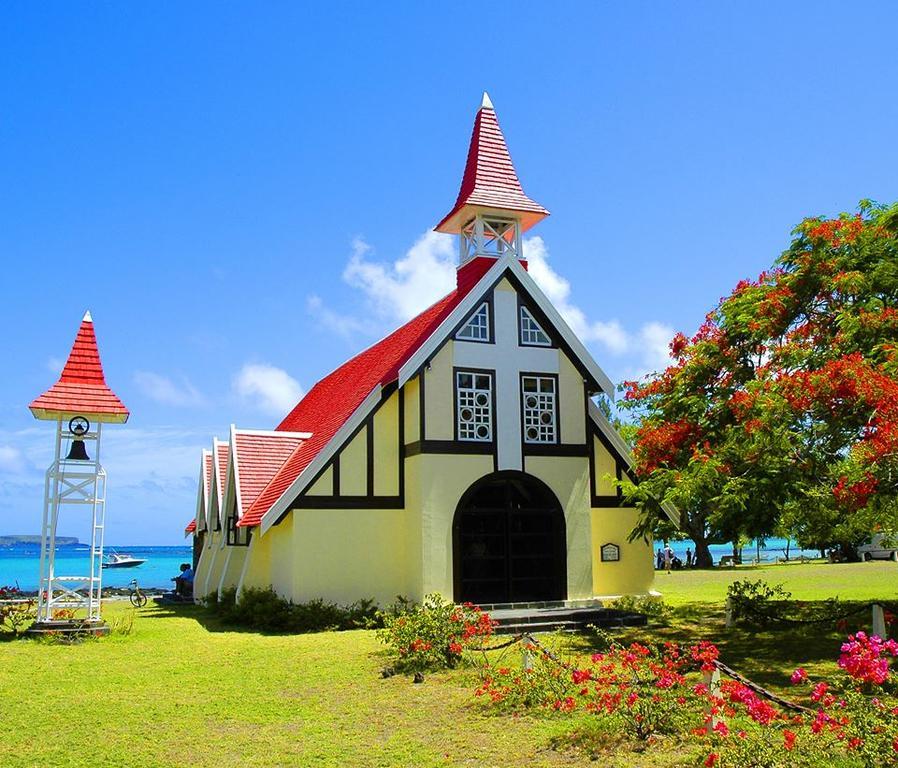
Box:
[435, 94, 549, 235]
[29, 313, 129, 422]
[82, 310, 93, 323]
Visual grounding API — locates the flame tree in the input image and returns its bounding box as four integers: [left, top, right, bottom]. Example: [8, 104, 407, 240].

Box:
[621, 201, 898, 567]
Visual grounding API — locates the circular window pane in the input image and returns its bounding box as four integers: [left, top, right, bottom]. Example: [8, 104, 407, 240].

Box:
[460, 408, 473, 422]
[475, 393, 489, 407]
[540, 412, 552, 425]
[476, 425, 489, 439]
[527, 427, 538, 439]
[526, 395, 538, 408]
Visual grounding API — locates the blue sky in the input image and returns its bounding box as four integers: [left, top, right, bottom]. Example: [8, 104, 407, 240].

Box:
[1, 2, 896, 546]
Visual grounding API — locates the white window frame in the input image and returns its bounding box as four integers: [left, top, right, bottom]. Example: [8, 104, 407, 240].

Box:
[456, 370, 493, 442]
[520, 306, 552, 347]
[455, 301, 491, 343]
[521, 375, 557, 444]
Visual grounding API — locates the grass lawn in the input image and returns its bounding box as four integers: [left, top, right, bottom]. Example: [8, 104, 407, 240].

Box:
[655, 559, 898, 606]
[1, 561, 896, 768]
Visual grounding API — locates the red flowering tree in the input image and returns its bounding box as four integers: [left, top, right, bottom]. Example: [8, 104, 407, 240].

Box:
[621, 201, 898, 565]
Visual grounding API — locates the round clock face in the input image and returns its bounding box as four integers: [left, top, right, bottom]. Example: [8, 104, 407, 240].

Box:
[68, 416, 90, 437]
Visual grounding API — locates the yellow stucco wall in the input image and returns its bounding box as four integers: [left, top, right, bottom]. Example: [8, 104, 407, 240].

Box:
[289, 507, 408, 605]
[422, 342, 454, 441]
[523, 455, 594, 599]
[590, 507, 654, 596]
[411, 452, 496, 600]
[373, 390, 400, 496]
[558, 354, 586, 445]
[268, 515, 294, 597]
[593, 435, 618, 495]
[239, 529, 271, 595]
[306, 465, 333, 496]
[404, 376, 420, 444]
[339, 426, 367, 495]
[217, 545, 247, 596]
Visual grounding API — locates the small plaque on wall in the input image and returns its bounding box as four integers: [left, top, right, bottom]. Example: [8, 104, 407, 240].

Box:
[601, 543, 620, 562]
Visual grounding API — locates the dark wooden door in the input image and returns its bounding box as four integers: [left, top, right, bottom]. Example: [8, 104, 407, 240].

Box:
[453, 473, 566, 604]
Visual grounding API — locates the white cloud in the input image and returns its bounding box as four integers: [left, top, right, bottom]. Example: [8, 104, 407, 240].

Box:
[342, 233, 457, 322]
[0, 445, 25, 474]
[524, 237, 674, 376]
[309, 232, 675, 381]
[233, 363, 303, 416]
[134, 371, 205, 407]
[306, 295, 370, 338]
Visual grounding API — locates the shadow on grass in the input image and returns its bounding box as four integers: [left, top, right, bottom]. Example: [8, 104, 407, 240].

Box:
[565, 600, 883, 695]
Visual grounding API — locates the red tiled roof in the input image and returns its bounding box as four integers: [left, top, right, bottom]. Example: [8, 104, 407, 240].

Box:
[185, 519, 197, 534]
[232, 431, 306, 517]
[204, 453, 213, 502]
[29, 312, 129, 422]
[435, 94, 548, 235]
[238, 257, 496, 528]
[214, 442, 229, 506]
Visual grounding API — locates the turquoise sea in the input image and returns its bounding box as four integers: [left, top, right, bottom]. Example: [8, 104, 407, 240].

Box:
[0, 537, 821, 593]
[0, 545, 193, 592]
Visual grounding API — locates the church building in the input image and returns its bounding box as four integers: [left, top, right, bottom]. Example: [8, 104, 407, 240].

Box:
[188, 94, 674, 607]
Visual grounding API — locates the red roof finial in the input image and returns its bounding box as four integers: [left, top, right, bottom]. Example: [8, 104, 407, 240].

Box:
[435, 92, 549, 235]
[29, 311, 129, 422]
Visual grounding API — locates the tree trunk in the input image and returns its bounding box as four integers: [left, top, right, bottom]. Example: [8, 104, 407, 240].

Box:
[692, 536, 714, 568]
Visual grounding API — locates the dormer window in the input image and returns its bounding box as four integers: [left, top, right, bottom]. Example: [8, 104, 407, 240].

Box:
[520, 306, 551, 346]
[456, 302, 491, 343]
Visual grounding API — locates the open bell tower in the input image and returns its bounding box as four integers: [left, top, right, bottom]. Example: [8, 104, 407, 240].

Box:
[28, 311, 129, 631]
[435, 92, 549, 267]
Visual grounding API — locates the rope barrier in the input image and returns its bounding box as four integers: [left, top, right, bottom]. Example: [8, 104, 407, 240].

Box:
[736, 599, 897, 626]
[712, 659, 812, 714]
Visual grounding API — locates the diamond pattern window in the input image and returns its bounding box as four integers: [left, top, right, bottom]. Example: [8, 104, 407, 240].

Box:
[457, 371, 493, 441]
[522, 376, 557, 443]
[456, 302, 491, 342]
[520, 306, 551, 346]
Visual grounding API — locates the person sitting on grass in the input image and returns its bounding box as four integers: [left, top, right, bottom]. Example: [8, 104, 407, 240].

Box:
[172, 563, 194, 596]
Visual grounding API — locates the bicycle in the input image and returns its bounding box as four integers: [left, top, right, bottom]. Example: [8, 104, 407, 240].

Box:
[128, 578, 148, 608]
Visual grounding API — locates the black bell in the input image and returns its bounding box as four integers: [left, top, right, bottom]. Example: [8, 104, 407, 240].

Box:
[65, 439, 90, 461]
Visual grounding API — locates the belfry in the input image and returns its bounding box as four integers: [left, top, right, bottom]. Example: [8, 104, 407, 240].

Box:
[29, 312, 129, 632]
[188, 94, 674, 608]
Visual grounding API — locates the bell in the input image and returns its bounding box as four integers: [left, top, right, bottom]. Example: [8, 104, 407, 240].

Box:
[65, 439, 90, 461]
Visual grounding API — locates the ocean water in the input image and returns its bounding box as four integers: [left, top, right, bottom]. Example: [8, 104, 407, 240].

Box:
[653, 537, 823, 564]
[0, 545, 193, 592]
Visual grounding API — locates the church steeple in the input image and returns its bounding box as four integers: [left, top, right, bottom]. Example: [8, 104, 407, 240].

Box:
[436, 93, 549, 266]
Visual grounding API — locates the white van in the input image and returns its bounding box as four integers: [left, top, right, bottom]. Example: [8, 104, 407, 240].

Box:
[857, 533, 898, 562]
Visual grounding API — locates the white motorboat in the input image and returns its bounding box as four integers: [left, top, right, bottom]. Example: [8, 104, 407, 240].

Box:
[102, 552, 147, 569]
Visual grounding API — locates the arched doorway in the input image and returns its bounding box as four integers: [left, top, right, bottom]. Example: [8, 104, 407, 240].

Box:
[452, 471, 567, 604]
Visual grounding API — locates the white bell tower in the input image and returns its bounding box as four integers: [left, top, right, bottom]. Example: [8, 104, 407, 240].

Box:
[28, 311, 129, 633]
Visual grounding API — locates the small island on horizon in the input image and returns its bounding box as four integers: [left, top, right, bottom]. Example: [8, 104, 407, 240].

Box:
[0, 535, 80, 548]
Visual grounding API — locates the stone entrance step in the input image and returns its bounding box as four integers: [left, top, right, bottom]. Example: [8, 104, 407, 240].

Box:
[487, 605, 646, 635]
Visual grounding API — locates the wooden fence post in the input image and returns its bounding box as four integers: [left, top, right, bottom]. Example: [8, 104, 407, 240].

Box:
[872, 604, 886, 638]
[703, 667, 721, 728]
[725, 597, 733, 628]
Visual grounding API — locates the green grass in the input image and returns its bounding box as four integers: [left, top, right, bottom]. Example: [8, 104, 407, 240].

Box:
[656, 559, 898, 606]
[1, 561, 896, 767]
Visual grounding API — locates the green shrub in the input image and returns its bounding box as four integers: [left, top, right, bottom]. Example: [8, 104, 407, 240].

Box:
[609, 594, 672, 621]
[727, 579, 792, 625]
[210, 587, 379, 633]
[376, 593, 496, 674]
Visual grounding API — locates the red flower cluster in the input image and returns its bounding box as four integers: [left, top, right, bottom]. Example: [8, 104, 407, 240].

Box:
[838, 631, 898, 686]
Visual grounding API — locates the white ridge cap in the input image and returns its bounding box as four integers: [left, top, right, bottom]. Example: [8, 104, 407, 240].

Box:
[82, 310, 93, 322]
[481, 91, 494, 110]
